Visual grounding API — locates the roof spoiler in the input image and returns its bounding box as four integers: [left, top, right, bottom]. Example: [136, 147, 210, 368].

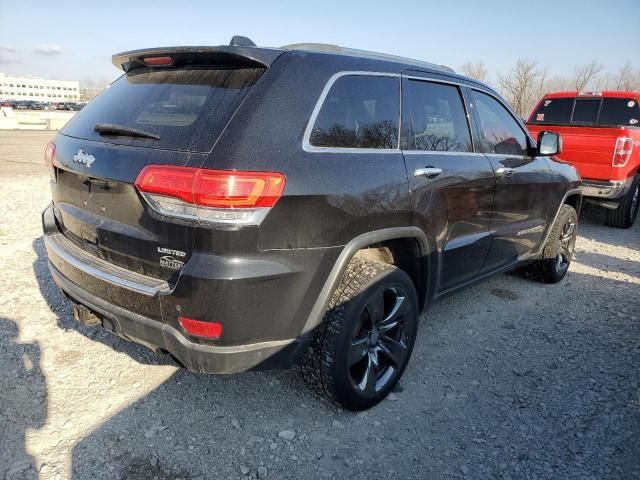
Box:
[112, 45, 281, 72]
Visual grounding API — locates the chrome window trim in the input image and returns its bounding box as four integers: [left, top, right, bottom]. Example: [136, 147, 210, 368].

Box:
[302, 71, 402, 154]
[402, 150, 486, 157]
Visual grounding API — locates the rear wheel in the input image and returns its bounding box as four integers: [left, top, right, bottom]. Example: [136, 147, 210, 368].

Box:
[525, 204, 578, 284]
[605, 175, 639, 229]
[302, 258, 419, 410]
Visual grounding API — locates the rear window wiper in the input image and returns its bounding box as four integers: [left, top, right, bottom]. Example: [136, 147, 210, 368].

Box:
[94, 123, 160, 140]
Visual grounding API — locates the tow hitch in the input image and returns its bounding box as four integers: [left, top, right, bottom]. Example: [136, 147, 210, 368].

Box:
[72, 303, 102, 326]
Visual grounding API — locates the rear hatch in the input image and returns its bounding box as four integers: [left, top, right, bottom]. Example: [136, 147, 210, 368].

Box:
[527, 95, 639, 180]
[50, 48, 275, 281]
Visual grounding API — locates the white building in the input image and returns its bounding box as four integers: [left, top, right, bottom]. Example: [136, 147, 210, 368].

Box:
[0, 73, 80, 102]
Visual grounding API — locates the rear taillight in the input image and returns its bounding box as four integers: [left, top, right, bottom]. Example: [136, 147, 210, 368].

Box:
[612, 137, 633, 167]
[179, 316, 222, 339]
[44, 142, 56, 181]
[134, 165, 286, 225]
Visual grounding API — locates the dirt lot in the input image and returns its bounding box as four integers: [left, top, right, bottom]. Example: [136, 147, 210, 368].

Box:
[1, 130, 639, 480]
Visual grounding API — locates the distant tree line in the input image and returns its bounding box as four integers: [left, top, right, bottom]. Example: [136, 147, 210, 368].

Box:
[459, 60, 640, 118]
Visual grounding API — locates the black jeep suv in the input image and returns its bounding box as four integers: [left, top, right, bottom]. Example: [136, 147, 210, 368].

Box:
[42, 37, 581, 410]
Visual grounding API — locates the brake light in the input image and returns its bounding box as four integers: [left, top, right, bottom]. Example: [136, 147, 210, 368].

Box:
[134, 165, 286, 225]
[612, 137, 633, 167]
[44, 142, 56, 181]
[179, 317, 222, 339]
[142, 56, 173, 66]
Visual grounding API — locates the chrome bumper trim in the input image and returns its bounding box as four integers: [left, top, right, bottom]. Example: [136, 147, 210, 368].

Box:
[44, 232, 171, 297]
[581, 178, 633, 199]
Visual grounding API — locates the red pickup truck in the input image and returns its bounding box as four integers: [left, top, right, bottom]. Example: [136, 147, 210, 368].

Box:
[527, 91, 639, 228]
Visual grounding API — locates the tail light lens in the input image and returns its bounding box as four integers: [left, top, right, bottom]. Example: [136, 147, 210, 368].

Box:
[612, 137, 633, 167]
[44, 142, 56, 181]
[134, 165, 286, 225]
[142, 56, 173, 66]
[179, 317, 222, 339]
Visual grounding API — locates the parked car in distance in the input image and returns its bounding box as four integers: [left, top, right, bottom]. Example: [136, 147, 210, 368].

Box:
[42, 37, 581, 410]
[527, 91, 640, 228]
[14, 100, 32, 110]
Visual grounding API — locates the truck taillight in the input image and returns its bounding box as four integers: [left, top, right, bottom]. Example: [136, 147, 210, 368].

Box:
[612, 137, 633, 167]
[134, 165, 286, 226]
[44, 142, 56, 181]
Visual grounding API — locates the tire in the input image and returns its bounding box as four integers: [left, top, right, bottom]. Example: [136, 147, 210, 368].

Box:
[605, 175, 639, 229]
[301, 258, 419, 411]
[526, 204, 578, 284]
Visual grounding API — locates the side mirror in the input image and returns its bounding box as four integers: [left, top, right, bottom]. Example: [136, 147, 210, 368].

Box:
[537, 131, 562, 156]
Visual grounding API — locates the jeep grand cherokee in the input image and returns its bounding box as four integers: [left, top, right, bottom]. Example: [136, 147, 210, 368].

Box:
[42, 36, 581, 410]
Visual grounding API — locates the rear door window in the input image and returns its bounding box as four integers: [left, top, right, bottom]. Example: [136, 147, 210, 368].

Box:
[571, 99, 601, 125]
[529, 97, 574, 125]
[309, 75, 400, 149]
[597, 98, 640, 127]
[62, 66, 264, 153]
[472, 90, 529, 156]
[404, 80, 472, 152]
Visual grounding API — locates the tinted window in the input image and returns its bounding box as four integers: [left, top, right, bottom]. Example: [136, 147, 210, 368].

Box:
[405, 80, 472, 152]
[529, 97, 574, 125]
[309, 75, 400, 149]
[571, 99, 600, 124]
[598, 98, 640, 127]
[472, 91, 528, 156]
[62, 66, 264, 153]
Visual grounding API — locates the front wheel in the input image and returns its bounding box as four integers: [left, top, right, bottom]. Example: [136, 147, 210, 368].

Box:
[526, 204, 578, 284]
[302, 258, 419, 410]
[605, 175, 639, 229]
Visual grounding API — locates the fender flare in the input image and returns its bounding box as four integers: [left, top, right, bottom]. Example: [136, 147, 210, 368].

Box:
[300, 227, 431, 337]
[534, 187, 582, 257]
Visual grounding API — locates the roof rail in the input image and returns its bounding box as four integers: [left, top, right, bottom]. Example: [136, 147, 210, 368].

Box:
[281, 43, 455, 74]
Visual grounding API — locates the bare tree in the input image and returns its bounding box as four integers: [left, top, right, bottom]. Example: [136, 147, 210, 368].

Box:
[460, 61, 488, 83]
[573, 61, 603, 91]
[606, 62, 639, 91]
[497, 59, 545, 118]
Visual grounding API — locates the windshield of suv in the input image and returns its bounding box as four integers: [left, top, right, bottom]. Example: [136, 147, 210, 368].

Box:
[529, 96, 639, 127]
[62, 66, 264, 152]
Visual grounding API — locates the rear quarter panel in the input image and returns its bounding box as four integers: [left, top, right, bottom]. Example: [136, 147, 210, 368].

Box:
[204, 52, 413, 250]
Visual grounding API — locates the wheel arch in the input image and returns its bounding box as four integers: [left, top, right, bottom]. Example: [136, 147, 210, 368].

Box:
[301, 227, 432, 338]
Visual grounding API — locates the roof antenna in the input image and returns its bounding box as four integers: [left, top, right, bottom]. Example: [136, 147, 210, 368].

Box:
[229, 36, 256, 47]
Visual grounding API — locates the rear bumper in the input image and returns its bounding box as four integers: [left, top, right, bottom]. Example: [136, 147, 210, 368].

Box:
[49, 263, 309, 373]
[582, 177, 633, 199]
[41, 203, 333, 373]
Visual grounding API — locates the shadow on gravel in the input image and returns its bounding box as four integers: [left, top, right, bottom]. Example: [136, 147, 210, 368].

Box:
[32, 236, 177, 368]
[29, 221, 640, 479]
[58, 267, 640, 480]
[0, 317, 47, 479]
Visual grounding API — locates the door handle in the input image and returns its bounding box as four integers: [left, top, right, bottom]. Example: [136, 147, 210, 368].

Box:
[414, 167, 443, 179]
[495, 167, 515, 177]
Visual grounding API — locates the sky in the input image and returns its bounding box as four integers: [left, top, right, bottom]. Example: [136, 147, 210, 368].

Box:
[0, 0, 638, 86]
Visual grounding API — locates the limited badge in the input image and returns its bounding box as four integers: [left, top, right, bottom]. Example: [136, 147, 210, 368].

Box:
[537, 113, 545, 121]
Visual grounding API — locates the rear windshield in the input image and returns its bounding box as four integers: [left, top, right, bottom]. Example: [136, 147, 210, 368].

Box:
[530, 97, 574, 125]
[598, 98, 639, 127]
[62, 66, 264, 152]
[529, 96, 639, 127]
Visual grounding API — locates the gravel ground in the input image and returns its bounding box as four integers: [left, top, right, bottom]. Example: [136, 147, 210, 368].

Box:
[1, 131, 639, 480]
